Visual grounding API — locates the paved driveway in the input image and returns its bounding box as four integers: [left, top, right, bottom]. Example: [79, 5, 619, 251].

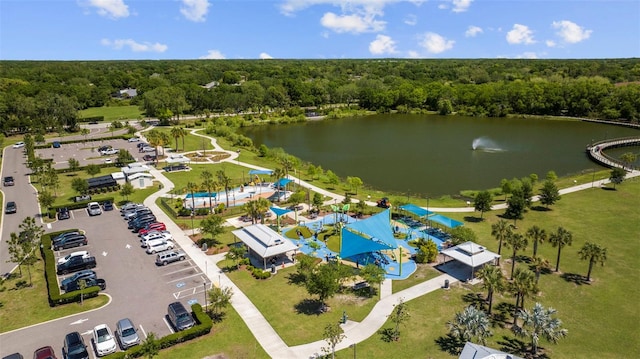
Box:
[36, 138, 153, 170]
[0, 205, 208, 358]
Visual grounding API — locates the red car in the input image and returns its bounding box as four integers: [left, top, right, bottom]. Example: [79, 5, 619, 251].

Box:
[34, 346, 58, 359]
[138, 222, 166, 236]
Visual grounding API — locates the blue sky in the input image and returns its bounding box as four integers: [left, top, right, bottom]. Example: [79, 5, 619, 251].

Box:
[1, 0, 639, 60]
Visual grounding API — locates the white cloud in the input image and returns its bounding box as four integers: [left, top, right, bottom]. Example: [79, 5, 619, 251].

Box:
[465, 25, 483, 37]
[546, 40, 556, 47]
[199, 49, 225, 59]
[506, 24, 536, 45]
[552, 20, 592, 44]
[85, 0, 129, 19]
[369, 34, 397, 55]
[280, 1, 424, 16]
[407, 50, 420, 58]
[180, 0, 210, 22]
[259, 52, 273, 59]
[101, 38, 167, 52]
[320, 12, 385, 33]
[404, 14, 417, 26]
[438, 0, 473, 12]
[517, 51, 538, 59]
[419, 32, 454, 54]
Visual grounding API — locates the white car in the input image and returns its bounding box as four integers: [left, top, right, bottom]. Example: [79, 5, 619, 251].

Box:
[140, 231, 172, 247]
[128, 137, 140, 142]
[145, 239, 174, 254]
[12, 141, 25, 149]
[93, 324, 117, 356]
[57, 250, 90, 265]
[104, 158, 113, 164]
[87, 202, 102, 216]
[100, 148, 119, 155]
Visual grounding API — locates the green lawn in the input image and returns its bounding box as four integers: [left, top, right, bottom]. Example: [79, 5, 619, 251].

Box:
[0, 252, 109, 333]
[149, 128, 215, 152]
[78, 105, 143, 122]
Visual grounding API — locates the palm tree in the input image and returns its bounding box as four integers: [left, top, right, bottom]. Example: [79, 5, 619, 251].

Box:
[549, 226, 573, 272]
[447, 305, 493, 345]
[243, 200, 260, 224]
[491, 219, 512, 264]
[255, 197, 271, 223]
[578, 242, 607, 281]
[510, 268, 537, 325]
[216, 169, 232, 208]
[146, 130, 161, 166]
[476, 265, 504, 315]
[516, 303, 568, 355]
[159, 132, 171, 156]
[180, 127, 188, 150]
[530, 256, 550, 284]
[504, 232, 528, 279]
[186, 182, 198, 213]
[170, 126, 183, 151]
[200, 170, 217, 213]
[526, 225, 547, 258]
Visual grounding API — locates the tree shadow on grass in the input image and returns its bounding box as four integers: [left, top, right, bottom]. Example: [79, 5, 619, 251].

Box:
[561, 272, 590, 285]
[531, 205, 551, 212]
[378, 328, 399, 343]
[435, 333, 464, 355]
[209, 311, 227, 323]
[462, 292, 485, 308]
[286, 272, 306, 286]
[497, 336, 530, 358]
[294, 298, 325, 315]
[494, 302, 517, 327]
[463, 216, 484, 223]
[601, 186, 616, 191]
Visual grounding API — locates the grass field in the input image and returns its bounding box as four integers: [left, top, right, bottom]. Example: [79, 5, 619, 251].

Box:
[146, 128, 215, 153]
[78, 105, 143, 122]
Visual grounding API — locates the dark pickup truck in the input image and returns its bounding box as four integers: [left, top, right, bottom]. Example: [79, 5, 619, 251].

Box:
[57, 256, 97, 275]
[63, 277, 106, 293]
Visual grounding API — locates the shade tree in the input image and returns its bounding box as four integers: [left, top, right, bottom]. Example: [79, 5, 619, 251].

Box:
[578, 242, 607, 281]
[549, 227, 573, 272]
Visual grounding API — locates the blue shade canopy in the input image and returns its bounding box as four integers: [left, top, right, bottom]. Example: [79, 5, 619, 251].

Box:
[428, 214, 464, 228]
[249, 169, 273, 175]
[340, 229, 395, 259]
[274, 178, 292, 187]
[270, 206, 292, 217]
[339, 209, 398, 258]
[399, 203, 433, 217]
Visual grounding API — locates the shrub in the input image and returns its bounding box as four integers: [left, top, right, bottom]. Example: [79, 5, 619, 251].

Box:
[195, 208, 209, 216]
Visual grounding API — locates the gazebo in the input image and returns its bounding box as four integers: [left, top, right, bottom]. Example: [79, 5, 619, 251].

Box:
[232, 224, 298, 269]
[440, 241, 500, 280]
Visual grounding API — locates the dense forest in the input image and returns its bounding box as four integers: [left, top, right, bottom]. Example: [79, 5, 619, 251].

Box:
[1, 58, 639, 134]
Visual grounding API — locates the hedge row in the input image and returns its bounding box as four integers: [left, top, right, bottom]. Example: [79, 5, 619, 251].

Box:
[246, 265, 272, 279]
[78, 116, 105, 123]
[55, 161, 130, 174]
[103, 304, 213, 359]
[40, 231, 101, 307]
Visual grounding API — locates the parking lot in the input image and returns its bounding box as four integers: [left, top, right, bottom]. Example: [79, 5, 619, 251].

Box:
[36, 137, 154, 170]
[1, 201, 210, 357]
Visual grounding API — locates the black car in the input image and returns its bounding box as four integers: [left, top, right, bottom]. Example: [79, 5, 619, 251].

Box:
[53, 234, 88, 251]
[102, 200, 114, 211]
[5, 201, 17, 214]
[57, 207, 71, 220]
[60, 270, 97, 289]
[63, 277, 106, 292]
[56, 256, 96, 275]
[63, 332, 89, 359]
[132, 218, 157, 232]
[53, 231, 81, 243]
[3, 176, 14, 186]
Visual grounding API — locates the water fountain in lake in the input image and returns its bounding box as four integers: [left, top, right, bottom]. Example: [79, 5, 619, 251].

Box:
[472, 137, 504, 152]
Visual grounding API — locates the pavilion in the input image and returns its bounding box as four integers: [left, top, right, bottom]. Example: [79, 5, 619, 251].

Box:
[440, 241, 500, 281]
[232, 224, 298, 269]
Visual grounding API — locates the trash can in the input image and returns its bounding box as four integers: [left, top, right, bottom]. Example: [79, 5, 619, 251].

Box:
[444, 279, 450, 289]
[202, 243, 208, 252]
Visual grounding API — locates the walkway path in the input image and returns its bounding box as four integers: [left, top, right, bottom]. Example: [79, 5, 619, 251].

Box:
[137, 128, 640, 358]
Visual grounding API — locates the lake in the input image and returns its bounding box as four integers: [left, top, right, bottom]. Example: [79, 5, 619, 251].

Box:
[241, 115, 639, 196]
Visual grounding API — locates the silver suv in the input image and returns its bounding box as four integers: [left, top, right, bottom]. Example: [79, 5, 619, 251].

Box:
[145, 239, 174, 254]
[155, 250, 186, 266]
[87, 202, 102, 216]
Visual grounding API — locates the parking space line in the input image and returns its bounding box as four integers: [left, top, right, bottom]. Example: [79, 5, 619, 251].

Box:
[139, 325, 147, 339]
[163, 316, 175, 334]
[160, 265, 197, 276]
[165, 272, 203, 283]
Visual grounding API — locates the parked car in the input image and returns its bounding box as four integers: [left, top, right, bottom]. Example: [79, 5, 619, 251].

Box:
[2, 353, 23, 359]
[74, 194, 92, 203]
[127, 137, 140, 142]
[57, 207, 71, 220]
[57, 250, 90, 265]
[12, 141, 25, 149]
[140, 231, 172, 247]
[60, 270, 96, 290]
[124, 207, 151, 221]
[132, 218, 157, 232]
[97, 145, 112, 152]
[53, 141, 61, 148]
[33, 346, 58, 359]
[104, 158, 113, 164]
[120, 202, 141, 213]
[92, 324, 117, 356]
[102, 201, 114, 211]
[100, 148, 119, 156]
[87, 202, 102, 216]
[62, 277, 106, 293]
[3, 176, 14, 186]
[57, 255, 96, 275]
[5, 201, 17, 214]
[139, 146, 156, 153]
[136, 143, 147, 149]
[53, 234, 88, 251]
[52, 231, 81, 243]
[167, 302, 195, 331]
[155, 250, 186, 266]
[115, 318, 140, 350]
[145, 239, 174, 254]
[137, 222, 166, 236]
[142, 154, 156, 161]
[62, 332, 89, 359]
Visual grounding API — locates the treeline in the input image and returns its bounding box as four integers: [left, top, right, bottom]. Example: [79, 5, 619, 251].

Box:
[1, 59, 639, 134]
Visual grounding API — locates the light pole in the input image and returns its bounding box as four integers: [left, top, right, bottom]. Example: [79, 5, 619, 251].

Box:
[203, 280, 207, 312]
[350, 343, 356, 359]
[190, 211, 195, 236]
